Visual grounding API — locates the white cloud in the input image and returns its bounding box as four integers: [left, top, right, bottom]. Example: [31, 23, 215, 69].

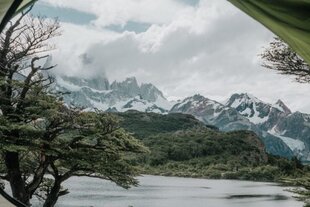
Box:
[46, 0, 310, 113]
[42, 0, 193, 27]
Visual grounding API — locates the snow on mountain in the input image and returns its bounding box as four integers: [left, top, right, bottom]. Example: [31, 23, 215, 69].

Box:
[268, 126, 305, 154]
[172, 93, 309, 161]
[171, 94, 231, 125]
[225, 93, 291, 125]
[172, 95, 262, 137]
[224, 93, 310, 160]
[107, 96, 169, 113]
[225, 93, 269, 124]
[55, 76, 172, 113]
[227, 94, 310, 160]
[272, 100, 292, 114]
[55, 75, 309, 161]
[273, 111, 310, 154]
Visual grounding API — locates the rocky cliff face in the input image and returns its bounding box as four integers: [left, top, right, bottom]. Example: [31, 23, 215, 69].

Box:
[55, 75, 310, 161]
[171, 93, 309, 161]
[55, 76, 172, 113]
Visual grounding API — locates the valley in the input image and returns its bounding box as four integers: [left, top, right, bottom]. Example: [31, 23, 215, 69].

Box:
[55, 75, 310, 162]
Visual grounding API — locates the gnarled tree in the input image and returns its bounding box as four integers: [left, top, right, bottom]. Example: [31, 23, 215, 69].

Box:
[0, 8, 146, 207]
[0, 7, 60, 204]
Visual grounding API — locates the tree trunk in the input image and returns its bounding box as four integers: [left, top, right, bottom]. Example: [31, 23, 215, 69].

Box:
[43, 180, 61, 207]
[4, 151, 29, 205]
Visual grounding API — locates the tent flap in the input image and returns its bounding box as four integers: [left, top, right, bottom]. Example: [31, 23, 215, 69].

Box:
[228, 0, 310, 65]
[15, 0, 37, 15]
[0, 0, 36, 33]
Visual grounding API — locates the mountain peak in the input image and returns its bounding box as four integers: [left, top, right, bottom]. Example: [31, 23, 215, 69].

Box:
[170, 94, 226, 122]
[140, 83, 165, 102]
[124, 77, 137, 83]
[226, 93, 263, 108]
[56, 75, 172, 113]
[225, 93, 271, 124]
[273, 99, 291, 114]
[189, 94, 206, 101]
[238, 93, 260, 101]
[110, 77, 139, 93]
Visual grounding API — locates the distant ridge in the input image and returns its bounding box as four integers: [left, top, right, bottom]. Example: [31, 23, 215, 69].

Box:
[55, 75, 310, 161]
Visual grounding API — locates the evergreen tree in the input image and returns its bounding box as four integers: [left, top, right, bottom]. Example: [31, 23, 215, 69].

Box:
[0, 9, 146, 207]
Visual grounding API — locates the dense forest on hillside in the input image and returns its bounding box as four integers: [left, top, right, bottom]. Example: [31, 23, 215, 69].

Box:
[117, 110, 310, 182]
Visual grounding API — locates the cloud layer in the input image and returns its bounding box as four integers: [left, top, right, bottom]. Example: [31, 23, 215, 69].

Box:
[40, 0, 310, 113]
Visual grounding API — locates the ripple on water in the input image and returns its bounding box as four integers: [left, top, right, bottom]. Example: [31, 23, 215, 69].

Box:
[30, 175, 304, 207]
[226, 194, 289, 200]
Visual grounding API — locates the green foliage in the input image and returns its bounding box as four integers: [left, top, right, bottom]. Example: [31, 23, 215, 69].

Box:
[50, 111, 148, 188]
[0, 13, 147, 206]
[281, 176, 310, 207]
[119, 111, 309, 183]
[140, 129, 267, 166]
[117, 110, 204, 138]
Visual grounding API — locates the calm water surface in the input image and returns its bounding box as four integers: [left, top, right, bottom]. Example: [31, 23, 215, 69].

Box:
[38, 175, 303, 207]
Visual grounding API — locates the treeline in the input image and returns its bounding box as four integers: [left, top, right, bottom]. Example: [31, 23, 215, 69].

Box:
[118, 111, 310, 182]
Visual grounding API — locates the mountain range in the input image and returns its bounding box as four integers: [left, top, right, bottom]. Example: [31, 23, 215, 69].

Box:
[55, 76, 310, 162]
[171, 93, 309, 161]
[55, 76, 172, 113]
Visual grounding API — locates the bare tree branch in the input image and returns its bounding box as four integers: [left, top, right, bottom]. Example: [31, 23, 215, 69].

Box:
[260, 37, 310, 83]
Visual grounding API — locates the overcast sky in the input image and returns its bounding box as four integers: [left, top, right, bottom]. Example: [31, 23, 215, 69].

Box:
[33, 0, 310, 113]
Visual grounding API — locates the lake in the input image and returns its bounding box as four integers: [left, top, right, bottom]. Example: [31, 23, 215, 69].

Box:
[35, 175, 304, 207]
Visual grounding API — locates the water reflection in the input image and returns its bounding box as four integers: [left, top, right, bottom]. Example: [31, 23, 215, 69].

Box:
[32, 175, 303, 207]
[226, 194, 289, 200]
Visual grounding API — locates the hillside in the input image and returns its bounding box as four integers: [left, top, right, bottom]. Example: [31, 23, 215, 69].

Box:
[117, 110, 206, 138]
[55, 75, 310, 161]
[172, 93, 310, 161]
[117, 111, 309, 181]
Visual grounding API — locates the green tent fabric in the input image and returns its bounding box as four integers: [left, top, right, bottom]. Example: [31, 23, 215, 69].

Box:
[0, 0, 21, 32]
[15, 0, 37, 15]
[228, 0, 310, 65]
[0, 0, 15, 22]
[0, 0, 36, 33]
[0, 188, 27, 207]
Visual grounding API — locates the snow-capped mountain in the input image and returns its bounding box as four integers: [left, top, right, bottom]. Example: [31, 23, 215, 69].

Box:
[268, 112, 310, 160]
[225, 93, 309, 160]
[170, 94, 228, 123]
[55, 76, 172, 113]
[55, 75, 310, 161]
[171, 93, 310, 161]
[225, 93, 291, 125]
